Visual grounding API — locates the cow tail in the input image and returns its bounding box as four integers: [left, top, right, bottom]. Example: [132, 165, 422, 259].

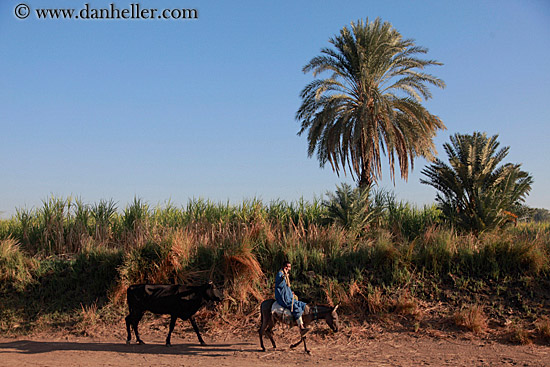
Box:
[126, 286, 134, 312]
[259, 303, 264, 330]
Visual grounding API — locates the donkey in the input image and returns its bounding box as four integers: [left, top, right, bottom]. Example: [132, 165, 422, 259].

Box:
[259, 299, 339, 354]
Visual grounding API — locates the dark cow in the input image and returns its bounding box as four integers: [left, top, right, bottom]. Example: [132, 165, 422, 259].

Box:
[125, 281, 223, 346]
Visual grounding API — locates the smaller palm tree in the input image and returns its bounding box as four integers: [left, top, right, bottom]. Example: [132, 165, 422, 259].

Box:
[322, 183, 382, 233]
[421, 132, 533, 233]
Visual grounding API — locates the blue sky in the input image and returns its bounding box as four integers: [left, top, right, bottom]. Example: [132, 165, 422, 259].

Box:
[1, 0, 549, 217]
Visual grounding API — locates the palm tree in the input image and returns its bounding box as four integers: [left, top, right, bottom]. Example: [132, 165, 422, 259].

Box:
[322, 183, 382, 233]
[420, 132, 533, 233]
[297, 18, 446, 188]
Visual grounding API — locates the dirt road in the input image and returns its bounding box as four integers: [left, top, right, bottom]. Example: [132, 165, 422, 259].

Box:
[1, 328, 549, 367]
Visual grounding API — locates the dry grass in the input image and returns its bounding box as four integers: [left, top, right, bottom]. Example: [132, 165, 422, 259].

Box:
[222, 246, 265, 306]
[535, 317, 550, 341]
[509, 325, 531, 345]
[0, 237, 35, 290]
[367, 287, 386, 315]
[75, 302, 99, 336]
[343, 281, 368, 316]
[454, 304, 487, 334]
[394, 291, 421, 319]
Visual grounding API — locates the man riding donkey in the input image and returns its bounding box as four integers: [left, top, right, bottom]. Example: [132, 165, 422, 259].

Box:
[260, 260, 339, 353]
[274, 260, 310, 335]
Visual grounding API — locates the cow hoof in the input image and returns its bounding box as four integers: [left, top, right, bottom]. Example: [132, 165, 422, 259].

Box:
[261, 348, 266, 352]
[126, 340, 131, 345]
[166, 344, 172, 347]
[137, 340, 145, 345]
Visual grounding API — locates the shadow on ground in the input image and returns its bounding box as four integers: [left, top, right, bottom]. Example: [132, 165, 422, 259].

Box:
[0, 340, 256, 357]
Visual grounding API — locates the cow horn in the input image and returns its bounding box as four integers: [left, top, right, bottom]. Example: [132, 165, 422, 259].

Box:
[333, 305, 339, 312]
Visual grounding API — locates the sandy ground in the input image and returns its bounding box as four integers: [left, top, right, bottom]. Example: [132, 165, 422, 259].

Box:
[1, 325, 549, 367]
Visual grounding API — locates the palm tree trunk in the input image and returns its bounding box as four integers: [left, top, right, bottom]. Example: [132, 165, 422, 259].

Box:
[358, 153, 373, 189]
[358, 166, 372, 214]
[358, 169, 372, 189]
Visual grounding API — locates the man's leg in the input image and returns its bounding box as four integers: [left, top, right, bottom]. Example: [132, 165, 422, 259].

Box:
[296, 316, 310, 335]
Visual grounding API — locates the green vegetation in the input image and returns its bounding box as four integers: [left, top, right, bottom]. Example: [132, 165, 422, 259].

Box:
[1, 193, 548, 341]
[321, 183, 382, 235]
[297, 17, 445, 188]
[421, 132, 533, 233]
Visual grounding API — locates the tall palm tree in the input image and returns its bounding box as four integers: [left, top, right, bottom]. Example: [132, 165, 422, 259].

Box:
[297, 18, 446, 188]
[420, 132, 533, 233]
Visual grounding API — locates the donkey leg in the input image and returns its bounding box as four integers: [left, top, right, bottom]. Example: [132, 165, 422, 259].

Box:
[290, 335, 310, 354]
[303, 335, 310, 354]
[259, 329, 266, 351]
[290, 335, 303, 349]
[259, 319, 267, 351]
[266, 325, 277, 349]
[258, 309, 267, 351]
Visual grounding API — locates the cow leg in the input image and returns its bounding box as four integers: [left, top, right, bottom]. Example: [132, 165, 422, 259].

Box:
[132, 312, 145, 345]
[189, 316, 206, 346]
[125, 314, 132, 344]
[126, 310, 144, 345]
[166, 315, 177, 346]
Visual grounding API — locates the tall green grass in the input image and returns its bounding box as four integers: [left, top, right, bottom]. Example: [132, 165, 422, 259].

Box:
[1, 196, 548, 285]
[381, 191, 442, 242]
[0, 194, 548, 333]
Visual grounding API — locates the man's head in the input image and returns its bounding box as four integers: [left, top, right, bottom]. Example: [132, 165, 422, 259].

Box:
[282, 261, 291, 274]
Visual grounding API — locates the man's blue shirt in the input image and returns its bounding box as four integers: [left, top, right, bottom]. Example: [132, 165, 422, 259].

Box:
[274, 270, 306, 319]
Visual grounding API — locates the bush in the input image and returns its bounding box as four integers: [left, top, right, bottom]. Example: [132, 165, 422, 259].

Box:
[0, 238, 35, 291]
